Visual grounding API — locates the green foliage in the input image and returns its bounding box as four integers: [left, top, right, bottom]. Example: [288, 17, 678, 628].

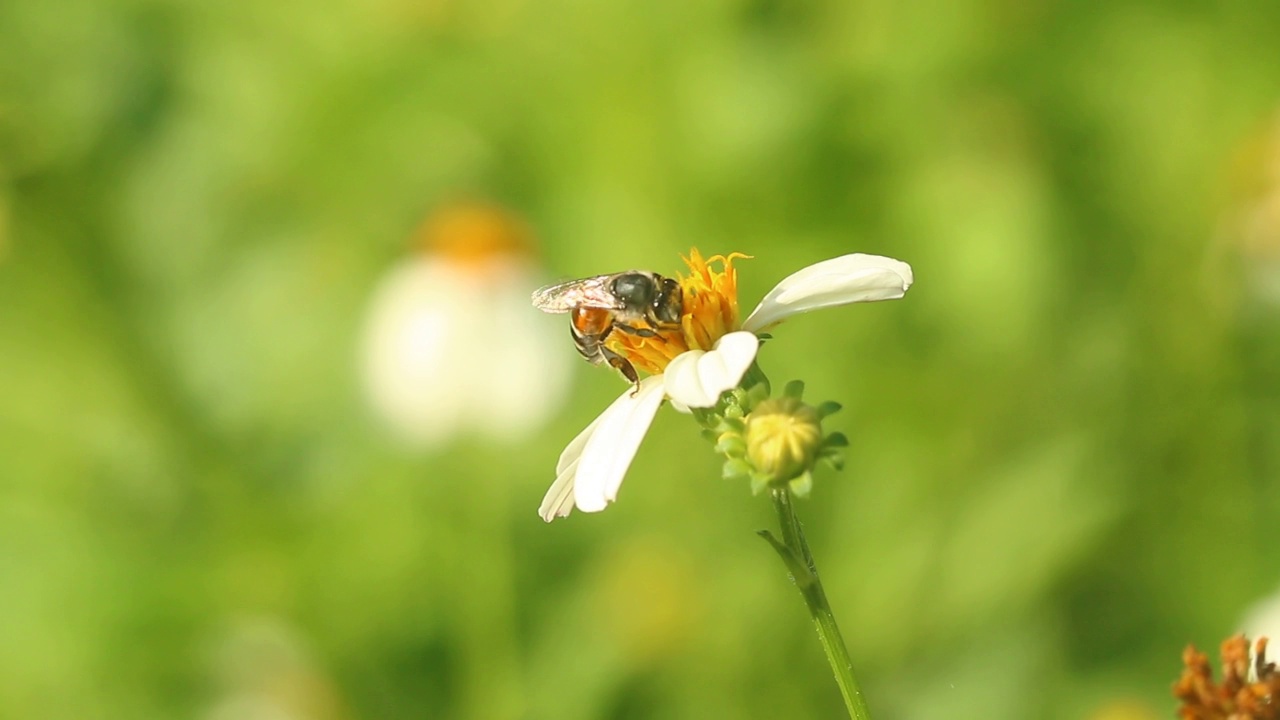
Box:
[3, 0, 1280, 718]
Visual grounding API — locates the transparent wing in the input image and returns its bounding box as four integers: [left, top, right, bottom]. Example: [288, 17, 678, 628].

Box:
[530, 274, 624, 313]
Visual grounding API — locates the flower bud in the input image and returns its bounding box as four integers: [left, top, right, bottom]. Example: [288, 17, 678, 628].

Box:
[744, 397, 823, 484]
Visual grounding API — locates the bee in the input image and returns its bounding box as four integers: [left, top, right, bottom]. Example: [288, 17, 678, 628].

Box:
[531, 270, 684, 386]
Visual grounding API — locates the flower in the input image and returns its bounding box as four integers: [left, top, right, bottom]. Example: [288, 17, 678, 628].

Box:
[204, 616, 342, 720]
[362, 202, 571, 448]
[744, 396, 824, 484]
[538, 250, 913, 521]
[1173, 634, 1280, 720]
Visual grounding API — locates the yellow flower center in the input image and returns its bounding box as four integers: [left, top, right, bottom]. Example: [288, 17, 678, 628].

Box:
[606, 249, 749, 375]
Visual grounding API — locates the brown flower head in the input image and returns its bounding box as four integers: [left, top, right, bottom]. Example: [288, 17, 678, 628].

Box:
[1174, 634, 1280, 719]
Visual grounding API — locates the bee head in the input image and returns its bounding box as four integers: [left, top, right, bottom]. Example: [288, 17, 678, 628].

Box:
[611, 273, 656, 309]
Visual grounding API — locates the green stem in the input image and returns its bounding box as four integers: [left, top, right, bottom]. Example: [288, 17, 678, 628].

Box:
[767, 489, 872, 720]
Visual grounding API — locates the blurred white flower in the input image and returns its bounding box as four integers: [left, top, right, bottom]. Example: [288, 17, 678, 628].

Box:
[203, 616, 342, 720]
[1242, 584, 1280, 644]
[1235, 582, 1280, 686]
[539, 250, 912, 521]
[361, 203, 570, 447]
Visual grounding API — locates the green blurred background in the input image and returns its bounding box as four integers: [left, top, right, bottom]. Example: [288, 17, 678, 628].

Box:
[4, 0, 1280, 718]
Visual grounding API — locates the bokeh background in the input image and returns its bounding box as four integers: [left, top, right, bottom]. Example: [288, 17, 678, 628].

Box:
[4, 0, 1280, 718]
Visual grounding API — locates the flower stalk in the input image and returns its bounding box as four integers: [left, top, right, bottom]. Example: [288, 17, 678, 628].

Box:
[705, 370, 869, 718]
[760, 487, 871, 720]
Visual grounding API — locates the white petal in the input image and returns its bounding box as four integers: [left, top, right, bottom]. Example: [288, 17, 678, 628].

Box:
[538, 460, 580, 522]
[557, 412, 605, 476]
[573, 376, 667, 513]
[538, 413, 607, 522]
[663, 331, 759, 408]
[742, 254, 914, 333]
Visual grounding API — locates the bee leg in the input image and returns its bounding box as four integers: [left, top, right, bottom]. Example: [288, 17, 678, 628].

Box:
[644, 306, 682, 333]
[599, 345, 641, 393]
[611, 322, 659, 339]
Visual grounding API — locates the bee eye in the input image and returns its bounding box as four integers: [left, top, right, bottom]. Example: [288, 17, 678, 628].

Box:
[611, 274, 654, 306]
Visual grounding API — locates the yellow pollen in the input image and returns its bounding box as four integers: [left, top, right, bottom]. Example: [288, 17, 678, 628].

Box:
[606, 248, 750, 376]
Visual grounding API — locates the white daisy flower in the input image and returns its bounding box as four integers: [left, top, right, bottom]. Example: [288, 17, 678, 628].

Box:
[362, 203, 571, 448]
[539, 249, 913, 521]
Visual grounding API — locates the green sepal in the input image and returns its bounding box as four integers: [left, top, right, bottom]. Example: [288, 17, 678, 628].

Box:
[816, 401, 842, 418]
[783, 380, 806, 400]
[818, 449, 846, 471]
[822, 432, 849, 449]
[744, 381, 771, 410]
[722, 458, 753, 480]
[715, 417, 746, 435]
[700, 428, 720, 444]
[715, 434, 747, 458]
[749, 472, 772, 495]
[788, 471, 813, 498]
[690, 407, 718, 428]
[740, 362, 772, 397]
[755, 332, 773, 341]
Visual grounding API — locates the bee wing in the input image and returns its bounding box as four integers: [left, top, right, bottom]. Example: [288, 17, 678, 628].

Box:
[531, 275, 624, 313]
